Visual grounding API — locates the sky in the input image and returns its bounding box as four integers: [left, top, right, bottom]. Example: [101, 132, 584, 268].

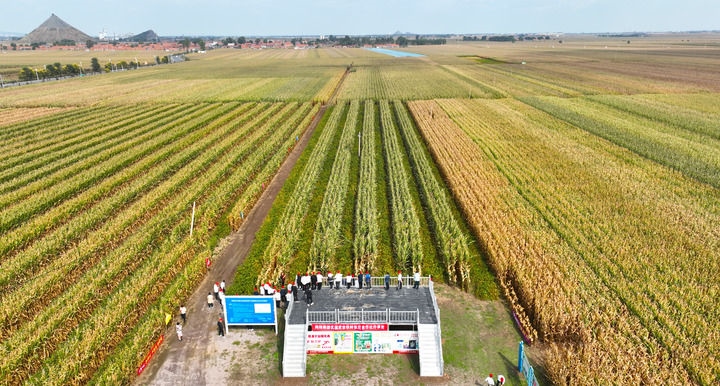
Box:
[2, 0, 719, 37]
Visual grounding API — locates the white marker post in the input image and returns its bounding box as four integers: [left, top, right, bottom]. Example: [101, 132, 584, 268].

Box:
[190, 201, 196, 236]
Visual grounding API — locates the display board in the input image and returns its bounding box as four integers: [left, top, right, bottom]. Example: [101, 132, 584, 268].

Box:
[223, 295, 277, 334]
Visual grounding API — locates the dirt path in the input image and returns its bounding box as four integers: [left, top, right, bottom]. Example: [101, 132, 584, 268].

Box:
[134, 103, 327, 386]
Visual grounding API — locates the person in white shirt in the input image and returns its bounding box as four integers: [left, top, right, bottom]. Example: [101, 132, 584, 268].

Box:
[496, 374, 506, 385]
[413, 271, 421, 289]
[207, 293, 214, 308]
[484, 373, 495, 386]
[273, 289, 281, 308]
[396, 271, 403, 290]
[300, 273, 311, 290]
[176, 322, 183, 341]
[316, 272, 324, 290]
[334, 272, 342, 289]
[179, 305, 187, 324]
[219, 290, 226, 306]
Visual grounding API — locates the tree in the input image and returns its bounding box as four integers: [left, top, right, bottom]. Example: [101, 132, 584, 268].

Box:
[91, 57, 102, 73]
[19, 67, 35, 81]
[180, 38, 191, 52]
[397, 36, 408, 47]
[237, 36, 246, 44]
[63, 64, 80, 75]
[86, 40, 95, 49]
[11, 42, 16, 50]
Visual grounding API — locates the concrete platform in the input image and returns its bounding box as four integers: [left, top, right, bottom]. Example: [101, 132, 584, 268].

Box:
[286, 285, 438, 325]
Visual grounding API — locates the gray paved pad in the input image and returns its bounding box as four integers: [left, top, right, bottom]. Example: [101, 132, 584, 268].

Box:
[286, 285, 438, 325]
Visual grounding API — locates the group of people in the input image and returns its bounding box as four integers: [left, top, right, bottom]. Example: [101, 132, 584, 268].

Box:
[175, 279, 229, 342]
[485, 373, 506, 385]
[207, 279, 227, 309]
[382, 271, 423, 290]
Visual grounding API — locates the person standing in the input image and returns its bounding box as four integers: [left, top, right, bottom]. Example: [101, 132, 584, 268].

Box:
[176, 322, 183, 341]
[179, 305, 187, 324]
[396, 271, 403, 290]
[413, 271, 421, 289]
[316, 272, 324, 290]
[305, 287, 313, 306]
[484, 373, 495, 386]
[301, 273, 311, 291]
[327, 272, 334, 289]
[220, 280, 226, 293]
[334, 272, 342, 289]
[496, 374, 506, 385]
[217, 317, 225, 336]
[357, 272, 363, 289]
[219, 289, 226, 307]
[263, 282, 271, 296]
[280, 286, 288, 307]
[207, 292, 214, 309]
[205, 257, 211, 272]
[365, 271, 371, 289]
[310, 271, 318, 290]
[213, 282, 220, 301]
[384, 273, 390, 290]
[292, 282, 299, 301]
[273, 288, 281, 308]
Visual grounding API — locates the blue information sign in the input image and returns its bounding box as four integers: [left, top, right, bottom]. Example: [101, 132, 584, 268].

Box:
[223, 296, 277, 334]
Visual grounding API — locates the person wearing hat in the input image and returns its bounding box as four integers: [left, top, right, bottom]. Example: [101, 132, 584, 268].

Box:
[484, 373, 495, 386]
[334, 271, 342, 289]
[496, 374, 506, 385]
[217, 317, 225, 336]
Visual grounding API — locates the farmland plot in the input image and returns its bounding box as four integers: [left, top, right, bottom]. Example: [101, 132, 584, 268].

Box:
[408, 98, 720, 385]
[0, 100, 319, 384]
[232, 100, 487, 296]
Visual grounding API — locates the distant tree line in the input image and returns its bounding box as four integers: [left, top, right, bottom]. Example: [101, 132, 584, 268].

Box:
[16, 55, 169, 82]
[323, 35, 445, 48]
[463, 35, 553, 42]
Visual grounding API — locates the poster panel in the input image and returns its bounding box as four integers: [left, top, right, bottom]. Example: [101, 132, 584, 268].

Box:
[332, 331, 354, 353]
[354, 332, 373, 353]
[307, 332, 333, 354]
[306, 328, 419, 354]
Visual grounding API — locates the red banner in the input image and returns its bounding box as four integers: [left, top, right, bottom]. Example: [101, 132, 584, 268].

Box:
[311, 323, 388, 331]
[137, 334, 164, 375]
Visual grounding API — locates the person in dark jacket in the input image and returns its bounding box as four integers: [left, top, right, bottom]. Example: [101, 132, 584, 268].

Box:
[217, 317, 225, 336]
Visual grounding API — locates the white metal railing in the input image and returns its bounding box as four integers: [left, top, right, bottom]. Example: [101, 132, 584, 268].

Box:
[320, 276, 432, 289]
[306, 308, 419, 324]
[427, 280, 444, 374]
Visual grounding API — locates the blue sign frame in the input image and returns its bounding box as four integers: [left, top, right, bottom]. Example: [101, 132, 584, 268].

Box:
[223, 296, 277, 335]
